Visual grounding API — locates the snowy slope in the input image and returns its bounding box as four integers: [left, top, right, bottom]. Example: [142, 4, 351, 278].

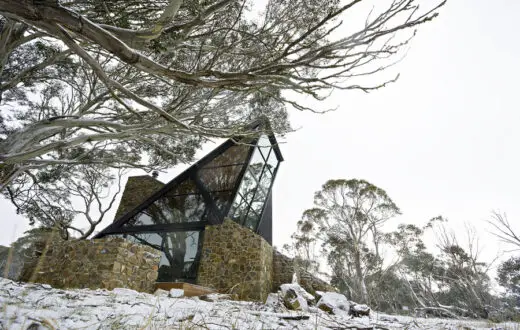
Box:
[0, 278, 517, 329]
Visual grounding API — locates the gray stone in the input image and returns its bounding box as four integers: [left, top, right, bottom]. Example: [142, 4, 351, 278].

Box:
[350, 303, 370, 317]
[281, 284, 309, 312]
[317, 292, 350, 315]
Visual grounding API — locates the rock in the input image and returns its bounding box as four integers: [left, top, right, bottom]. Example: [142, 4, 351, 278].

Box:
[153, 289, 169, 297]
[199, 293, 235, 302]
[349, 303, 370, 317]
[318, 302, 334, 314]
[265, 293, 287, 312]
[169, 288, 184, 298]
[280, 284, 309, 311]
[316, 292, 350, 315]
[282, 288, 307, 311]
[280, 283, 315, 305]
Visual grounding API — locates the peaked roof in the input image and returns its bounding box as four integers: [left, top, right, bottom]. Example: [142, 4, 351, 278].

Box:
[94, 121, 282, 241]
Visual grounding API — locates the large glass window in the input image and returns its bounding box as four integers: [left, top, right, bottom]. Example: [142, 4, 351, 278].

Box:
[118, 231, 203, 282]
[228, 134, 279, 231]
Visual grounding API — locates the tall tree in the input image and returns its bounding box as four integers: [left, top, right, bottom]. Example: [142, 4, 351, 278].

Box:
[0, 0, 446, 191]
[304, 178, 400, 303]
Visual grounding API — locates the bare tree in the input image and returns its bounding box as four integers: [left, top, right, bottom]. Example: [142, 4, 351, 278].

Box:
[488, 211, 520, 251]
[0, 0, 446, 190]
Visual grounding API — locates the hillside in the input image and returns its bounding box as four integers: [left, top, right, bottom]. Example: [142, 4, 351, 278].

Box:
[1, 278, 518, 330]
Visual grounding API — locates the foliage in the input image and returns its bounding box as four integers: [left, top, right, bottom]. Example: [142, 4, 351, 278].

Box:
[0, 0, 445, 186]
[292, 179, 400, 304]
[287, 179, 503, 318]
[498, 256, 520, 297]
[6, 165, 124, 239]
[0, 227, 56, 280]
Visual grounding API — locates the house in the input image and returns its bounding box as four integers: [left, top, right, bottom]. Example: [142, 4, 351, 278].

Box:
[28, 122, 333, 301]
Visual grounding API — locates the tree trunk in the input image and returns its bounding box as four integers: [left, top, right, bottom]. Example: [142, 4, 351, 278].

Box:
[354, 249, 369, 304]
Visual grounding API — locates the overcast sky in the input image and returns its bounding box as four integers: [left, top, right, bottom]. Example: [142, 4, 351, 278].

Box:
[1, 0, 519, 265]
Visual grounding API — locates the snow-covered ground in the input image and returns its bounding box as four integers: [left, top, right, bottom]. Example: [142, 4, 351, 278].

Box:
[0, 278, 518, 329]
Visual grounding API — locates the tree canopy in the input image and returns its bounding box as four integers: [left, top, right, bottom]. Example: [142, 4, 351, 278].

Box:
[0, 0, 445, 188]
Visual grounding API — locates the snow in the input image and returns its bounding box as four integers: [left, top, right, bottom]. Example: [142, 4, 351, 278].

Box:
[168, 288, 184, 298]
[280, 283, 315, 302]
[0, 278, 518, 329]
[317, 292, 350, 315]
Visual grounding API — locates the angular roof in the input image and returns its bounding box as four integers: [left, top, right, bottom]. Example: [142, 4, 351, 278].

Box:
[94, 121, 282, 244]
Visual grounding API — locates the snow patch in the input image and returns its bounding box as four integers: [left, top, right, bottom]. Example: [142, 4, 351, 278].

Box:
[0, 278, 517, 330]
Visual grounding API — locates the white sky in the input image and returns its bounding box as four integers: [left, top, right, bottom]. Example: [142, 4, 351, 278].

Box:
[1, 0, 519, 267]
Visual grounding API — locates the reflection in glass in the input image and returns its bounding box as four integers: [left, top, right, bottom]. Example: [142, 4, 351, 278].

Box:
[248, 147, 265, 181]
[120, 231, 203, 282]
[243, 209, 259, 231]
[249, 188, 267, 216]
[124, 193, 207, 226]
[203, 144, 250, 168]
[100, 131, 281, 282]
[198, 165, 242, 192]
[170, 178, 198, 195]
[211, 190, 234, 213]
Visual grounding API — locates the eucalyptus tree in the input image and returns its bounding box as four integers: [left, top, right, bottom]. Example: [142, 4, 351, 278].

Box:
[0, 0, 446, 188]
[6, 163, 125, 239]
[301, 179, 401, 303]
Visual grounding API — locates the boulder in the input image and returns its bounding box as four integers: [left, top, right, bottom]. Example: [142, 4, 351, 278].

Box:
[280, 283, 315, 305]
[265, 293, 281, 306]
[316, 292, 350, 315]
[280, 284, 312, 311]
[350, 303, 370, 317]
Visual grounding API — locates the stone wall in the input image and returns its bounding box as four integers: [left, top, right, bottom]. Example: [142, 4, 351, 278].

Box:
[272, 250, 336, 294]
[114, 175, 164, 221]
[197, 219, 273, 302]
[29, 237, 162, 293]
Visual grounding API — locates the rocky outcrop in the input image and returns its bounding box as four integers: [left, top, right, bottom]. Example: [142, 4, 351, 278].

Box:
[280, 283, 315, 311]
[317, 292, 351, 315]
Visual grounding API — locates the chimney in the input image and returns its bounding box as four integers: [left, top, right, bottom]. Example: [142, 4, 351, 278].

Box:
[152, 170, 159, 179]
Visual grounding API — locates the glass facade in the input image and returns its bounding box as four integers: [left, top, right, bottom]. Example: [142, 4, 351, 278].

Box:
[95, 132, 282, 283]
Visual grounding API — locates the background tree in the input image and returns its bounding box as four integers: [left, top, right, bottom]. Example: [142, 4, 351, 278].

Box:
[303, 178, 401, 304]
[285, 208, 323, 274]
[488, 211, 520, 250]
[0, 227, 55, 280]
[6, 165, 124, 239]
[0, 0, 446, 190]
[497, 256, 520, 299]
[388, 219, 493, 318]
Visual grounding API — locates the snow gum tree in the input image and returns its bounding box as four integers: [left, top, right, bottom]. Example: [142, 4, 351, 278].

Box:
[299, 179, 401, 304]
[0, 0, 445, 231]
[0, 0, 446, 184]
